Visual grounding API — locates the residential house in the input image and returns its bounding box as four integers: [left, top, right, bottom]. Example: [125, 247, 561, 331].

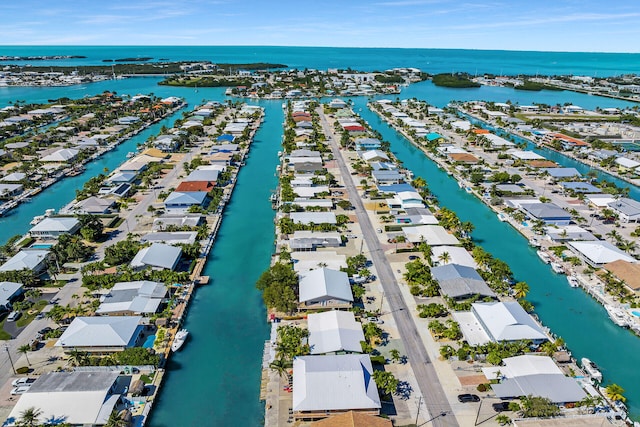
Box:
[0, 281, 23, 311]
[0, 250, 50, 273]
[96, 281, 167, 315]
[431, 264, 496, 300]
[130, 243, 182, 271]
[164, 191, 208, 213]
[307, 310, 364, 354]
[55, 316, 144, 353]
[299, 267, 353, 309]
[29, 217, 81, 239]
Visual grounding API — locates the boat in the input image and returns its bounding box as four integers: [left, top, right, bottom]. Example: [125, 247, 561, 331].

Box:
[497, 213, 507, 222]
[581, 357, 603, 382]
[551, 262, 565, 274]
[536, 250, 551, 264]
[126, 152, 136, 158]
[605, 304, 629, 328]
[171, 329, 189, 352]
[567, 275, 579, 288]
[528, 238, 541, 248]
[465, 186, 472, 193]
[30, 215, 45, 225]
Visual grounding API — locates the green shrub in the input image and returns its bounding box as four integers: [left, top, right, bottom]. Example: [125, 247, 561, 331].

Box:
[16, 366, 30, 374]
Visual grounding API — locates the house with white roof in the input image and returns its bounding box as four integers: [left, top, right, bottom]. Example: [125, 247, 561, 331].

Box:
[483, 133, 516, 149]
[483, 355, 586, 403]
[140, 231, 198, 246]
[71, 196, 115, 215]
[608, 198, 640, 223]
[0, 249, 49, 273]
[299, 267, 353, 309]
[55, 316, 144, 353]
[130, 243, 182, 271]
[292, 354, 380, 420]
[453, 301, 548, 346]
[361, 150, 389, 163]
[5, 371, 123, 427]
[307, 310, 364, 354]
[567, 241, 636, 267]
[431, 264, 496, 300]
[164, 191, 208, 213]
[290, 212, 337, 226]
[29, 217, 80, 239]
[289, 231, 342, 251]
[40, 148, 79, 163]
[431, 246, 478, 268]
[293, 252, 347, 273]
[402, 225, 460, 245]
[614, 157, 640, 172]
[386, 191, 424, 210]
[96, 281, 167, 315]
[0, 281, 23, 311]
[0, 183, 23, 197]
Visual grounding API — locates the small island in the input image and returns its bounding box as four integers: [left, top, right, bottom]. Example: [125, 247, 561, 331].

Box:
[432, 73, 481, 88]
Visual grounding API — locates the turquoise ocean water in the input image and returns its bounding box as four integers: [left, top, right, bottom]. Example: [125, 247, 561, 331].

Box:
[0, 47, 639, 423]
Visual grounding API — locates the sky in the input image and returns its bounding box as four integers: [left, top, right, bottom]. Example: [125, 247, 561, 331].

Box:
[1, 0, 640, 52]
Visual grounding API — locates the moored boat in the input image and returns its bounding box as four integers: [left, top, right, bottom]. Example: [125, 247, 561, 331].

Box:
[529, 238, 541, 247]
[567, 275, 579, 288]
[497, 213, 507, 222]
[551, 262, 565, 274]
[581, 357, 602, 382]
[171, 329, 189, 352]
[605, 304, 628, 328]
[536, 250, 551, 264]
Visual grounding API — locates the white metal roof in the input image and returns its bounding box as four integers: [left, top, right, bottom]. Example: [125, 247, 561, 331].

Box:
[130, 243, 182, 270]
[292, 354, 381, 412]
[290, 212, 337, 225]
[299, 268, 353, 303]
[403, 225, 460, 245]
[56, 316, 142, 348]
[568, 241, 636, 265]
[0, 249, 48, 272]
[431, 246, 478, 268]
[29, 217, 79, 233]
[472, 302, 547, 342]
[307, 310, 364, 354]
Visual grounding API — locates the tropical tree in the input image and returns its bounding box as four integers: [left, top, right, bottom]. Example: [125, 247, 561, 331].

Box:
[269, 357, 290, 380]
[104, 410, 129, 427]
[437, 251, 451, 265]
[513, 281, 530, 299]
[372, 370, 399, 396]
[389, 349, 401, 363]
[496, 415, 511, 425]
[17, 344, 31, 366]
[66, 349, 89, 367]
[606, 230, 622, 243]
[605, 383, 626, 402]
[18, 407, 42, 427]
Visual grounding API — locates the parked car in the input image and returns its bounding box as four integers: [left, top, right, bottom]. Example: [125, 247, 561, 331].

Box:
[11, 385, 31, 395]
[458, 394, 480, 403]
[38, 327, 53, 336]
[376, 228, 383, 233]
[7, 311, 21, 322]
[11, 377, 36, 387]
[367, 317, 384, 324]
[492, 402, 510, 412]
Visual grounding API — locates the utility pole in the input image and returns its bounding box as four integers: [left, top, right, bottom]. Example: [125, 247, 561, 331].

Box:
[4, 344, 16, 375]
[415, 395, 423, 426]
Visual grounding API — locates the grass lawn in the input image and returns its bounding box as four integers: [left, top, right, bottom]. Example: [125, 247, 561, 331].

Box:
[15, 300, 48, 328]
[0, 318, 11, 340]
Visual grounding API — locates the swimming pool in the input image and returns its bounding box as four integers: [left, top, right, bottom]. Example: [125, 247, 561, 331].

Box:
[142, 335, 156, 349]
[632, 311, 640, 317]
[30, 244, 53, 249]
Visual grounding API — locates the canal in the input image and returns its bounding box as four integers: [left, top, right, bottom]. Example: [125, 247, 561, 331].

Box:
[148, 99, 282, 426]
[353, 98, 640, 420]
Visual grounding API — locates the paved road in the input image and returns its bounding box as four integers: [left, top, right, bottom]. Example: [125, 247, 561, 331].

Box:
[318, 109, 458, 427]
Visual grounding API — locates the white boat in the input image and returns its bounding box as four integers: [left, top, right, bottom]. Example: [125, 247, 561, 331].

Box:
[529, 238, 541, 248]
[581, 357, 602, 382]
[551, 262, 565, 274]
[605, 305, 628, 328]
[567, 275, 579, 288]
[536, 250, 551, 264]
[30, 215, 45, 225]
[497, 213, 507, 222]
[126, 152, 136, 158]
[465, 187, 472, 193]
[171, 329, 189, 352]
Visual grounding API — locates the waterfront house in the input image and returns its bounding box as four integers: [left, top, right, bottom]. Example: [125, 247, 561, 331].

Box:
[607, 198, 640, 223]
[560, 182, 601, 194]
[292, 354, 380, 420]
[298, 267, 353, 309]
[483, 355, 586, 404]
[40, 148, 79, 163]
[117, 116, 140, 125]
[164, 191, 208, 213]
[289, 231, 342, 251]
[71, 196, 115, 215]
[0, 249, 49, 273]
[140, 231, 198, 246]
[453, 302, 548, 346]
[288, 198, 334, 210]
[430, 246, 478, 268]
[329, 99, 348, 109]
[431, 264, 496, 300]
[603, 260, 640, 293]
[543, 167, 581, 180]
[567, 241, 636, 267]
[386, 191, 425, 210]
[371, 170, 403, 186]
[519, 202, 571, 225]
[29, 217, 81, 239]
[483, 133, 516, 149]
[154, 134, 180, 152]
[307, 310, 364, 354]
[5, 371, 123, 427]
[309, 412, 391, 427]
[542, 133, 588, 150]
[448, 152, 480, 165]
[152, 214, 203, 231]
[288, 156, 324, 173]
[216, 134, 235, 143]
[107, 171, 138, 185]
[402, 225, 460, 246]
[130, 243, 182, 271]
[545, 225, 597, 242]
[0, 183, 23, 197]
[96, 280, 167, 315]
[0, 172, 26, 183]
[176, 181, 216, 193]
[55, 316, 144, 353]
[360, 150, 389, 163]
[290, 212, 337, 226]
[394, 207, 438, 225]
[355, 138, 381, 151]
[614, 156, 640, 173]
[0, 281, 23, 311]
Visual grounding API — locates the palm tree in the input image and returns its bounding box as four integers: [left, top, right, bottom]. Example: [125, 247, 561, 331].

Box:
[606, 230, 622, 243]
[66, 349, 89, 367]
[618, 239, 637, 254]
[389, 349, 401, 363]
[605, 383, 626, 402]
[17, 344, 31, 366]
[269, 358, 290, 380]
[18, 407, 42, 427]
[104, 410, 129, 427]
[437, 251, 451, 264]
[513, 281, 530, 299]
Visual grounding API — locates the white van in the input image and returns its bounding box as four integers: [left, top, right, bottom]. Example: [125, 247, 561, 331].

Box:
[7, 311, 21, 321]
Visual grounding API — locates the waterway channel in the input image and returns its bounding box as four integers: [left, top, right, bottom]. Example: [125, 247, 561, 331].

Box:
[353, 97, 640, 420]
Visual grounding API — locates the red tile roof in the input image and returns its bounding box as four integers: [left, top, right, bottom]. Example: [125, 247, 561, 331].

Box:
[176, 181, 215, 192]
